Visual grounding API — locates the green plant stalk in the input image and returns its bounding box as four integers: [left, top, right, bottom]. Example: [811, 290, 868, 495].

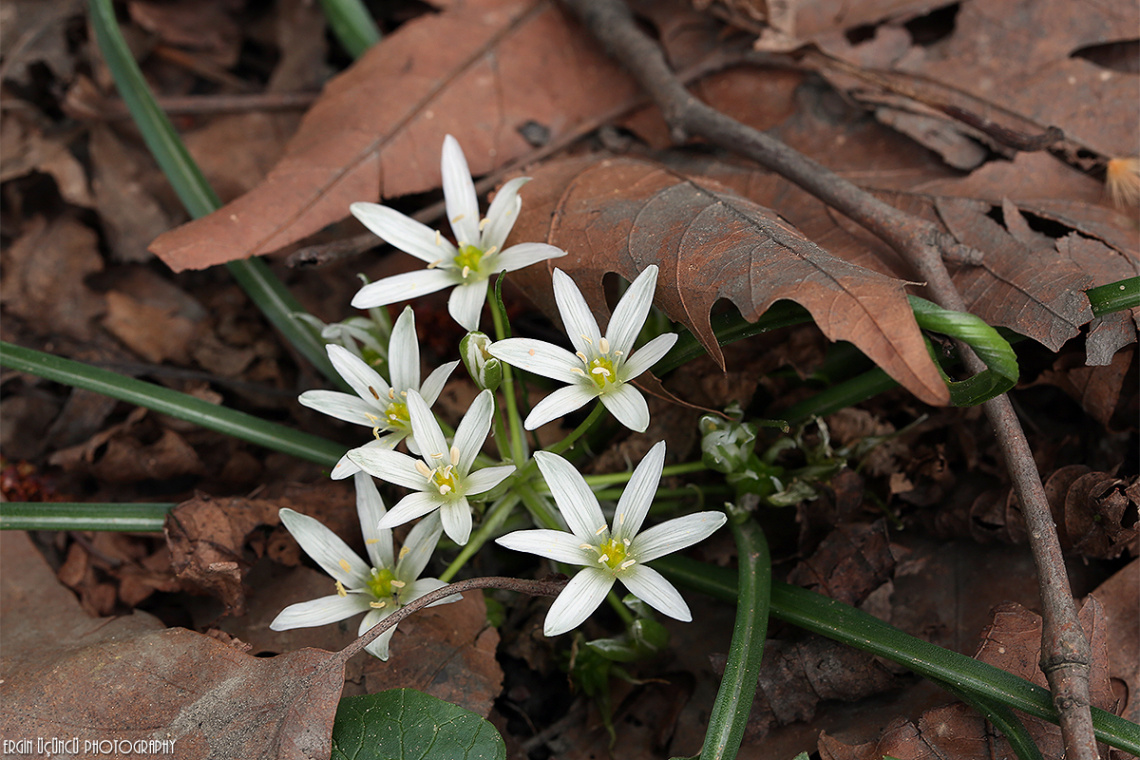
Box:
[780, 366, 897, 424]
[657, 301, 812, 374]
[606, 590, 636, 625]
[317, 0, 381, 59]
[1087, 276, 1140, 317]
[0, 503, 174, 532]
[577, 461, 707, 489]
[700, 519, 770, 760]
[0, 342, 344, 467]
[656, 556, 1140, 753]
[439, 493, 520, 582]
[88, 0, 342, 388]
[490, 286, 528, 466]
[937, 681, 1043, 760]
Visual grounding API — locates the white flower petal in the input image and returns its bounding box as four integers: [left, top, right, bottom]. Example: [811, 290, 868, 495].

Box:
[333, 435, 404, 480]
[552, 268, 603, 356]
[326, 344, 389, 408]
[406, 577, 461, 608]
[350, 202, 454, 264]
[377, 492, 443, 530]
[464, 464, 516, 495]
[440, 498, 473, 545]
[420, 361, 459, 406]
[448, 280, 488, 332]
[396, 511, 443, 581]
[619, 332, 678, 381]
[270, 594, 372, 631]
[613, 441, 665, 542]
[453, 390, 494, 472]
[544, 568, 614, 636]
[481, 177, 529, 250]
[348, 447, 426, 490]
[298, 390, 376, 427]
[353, 472, 392, 569]
[364, 625, 398, 661]
[494, 242, 566, 273]
[533, 451, 607, 541]
[605, 264, 659, 355]
[442, 135, 481, 246]
[631, 511, 728, 563]
[496, 529, 597, 566]
[523, 384, 597, 430]
[388, 306, 420, 393]
[599, 383, 650, 432]
[618, 564, 691, 622]
[405, 390, 450, 464]
[279, 508, 370, 587]
[488, 338, 582, 383]
[351, 268, 455, 310]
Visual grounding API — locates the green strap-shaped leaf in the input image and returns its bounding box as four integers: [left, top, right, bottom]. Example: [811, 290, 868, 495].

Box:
[331, 689, 505, 760]
[908, 295, 1019, 406]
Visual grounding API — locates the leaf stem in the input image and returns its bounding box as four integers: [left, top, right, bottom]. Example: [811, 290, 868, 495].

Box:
[439, 493, 520, 582]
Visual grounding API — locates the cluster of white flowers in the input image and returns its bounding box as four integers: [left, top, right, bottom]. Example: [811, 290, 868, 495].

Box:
[273, 136, 725, 660]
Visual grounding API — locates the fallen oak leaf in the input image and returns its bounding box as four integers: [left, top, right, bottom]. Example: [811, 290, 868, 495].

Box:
[509, 155, 950, 406]
[148, 0, 642, 271]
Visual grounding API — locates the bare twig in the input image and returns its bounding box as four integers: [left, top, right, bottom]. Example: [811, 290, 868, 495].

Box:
[558, 0, 1098, 755]
[335, 575, 567, 663]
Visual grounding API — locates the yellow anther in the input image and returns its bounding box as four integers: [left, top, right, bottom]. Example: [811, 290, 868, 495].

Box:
[580, 543, 593, 550]
[368, 386, 380, 399]
[600, 338, 610, 354]
[434, 230, 442, 246]
[365, 538, 380, 544]
[399, 546, 410, 560]
[427, 259, 443, 269]
[618, 512, 625, 525]
[388, 388, 396, 400]
[430, 451, 444, 459]
[478, 218, 489, 231]
[581, 334, 593, 345]
[571, 368, 586, 376]
[576, 351, 588, 363]
[591, 367, 610, 377]
[619, 559, 637, 570]
[338, 559, 352, 572]
[415, 461, 432, 477]
[390, 580, 406, 588]
[614, 350, 624, 357]
[439, 484, 452, 495]
[335, 580, 347, 597]
[450, 446, 461, 465]
[597, 554, 609, 564]
[369, 600, 387, 608]
[462, 265, 471, 278]
[595, 525, 607, 535]
[484, 245, 498, 256]
[452, 214, 466, 223]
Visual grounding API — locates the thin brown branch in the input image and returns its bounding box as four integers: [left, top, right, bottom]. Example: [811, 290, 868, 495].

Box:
[335, 575, 567, 664]
[557, 0, 1098, 755]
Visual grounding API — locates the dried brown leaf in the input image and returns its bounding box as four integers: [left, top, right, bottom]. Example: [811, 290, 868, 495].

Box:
[149, 0, 641, 270]
[786, 520, 895, 607]
[1, 532, 345, 760]
[509, 155, 949, 405]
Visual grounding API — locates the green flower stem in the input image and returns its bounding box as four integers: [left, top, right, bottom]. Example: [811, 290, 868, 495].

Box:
[439, 493, 520, 582]
[579, 461, 707, 489]
[700, 519, 770, 760]
[1, 502, 174, 532]
[490, 292, 528, 466]
[938, 681, 1043, 760]
[655, 556, 1140, 753]
[89, 0, 342, 389]
[0, 342, 344, 467]
[516, 480, 563, 532]
[545, 403, 607, 457]
[780, 367, 897, 425]
[657, 301, 812, 375]
[317, 0, 381, 59]
[606, 590, 636, 625]
[1087, 276, 1140, 317]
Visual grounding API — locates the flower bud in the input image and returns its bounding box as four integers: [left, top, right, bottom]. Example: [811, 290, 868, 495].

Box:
[699, 414, 757, 474]
[460, 331, 502, 391]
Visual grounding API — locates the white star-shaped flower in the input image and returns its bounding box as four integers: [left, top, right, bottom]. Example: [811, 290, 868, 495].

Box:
[270, 473, 457, 660]
[496, 442, 726, 636]
[348, 389, 516, 545]
[349, 135, 566, 331]
[488, 265, 678, 432]
[298, 306, 458, 480]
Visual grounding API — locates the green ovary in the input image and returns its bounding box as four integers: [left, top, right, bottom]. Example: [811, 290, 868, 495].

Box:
[588, 356, 618, 389]
[431, 466, 460, 496]
[596, 536, 634, 572]
[367, 567, 398, 599]
[454, 244, 485, 279]
[385, 401, 409, 430]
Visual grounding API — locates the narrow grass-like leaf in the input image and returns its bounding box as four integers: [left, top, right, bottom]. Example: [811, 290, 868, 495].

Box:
[655, 556, 1140, 753]
[318, 0, 381, 59]
[1087, 276, 1140, 317]
[0, 342, 343, 467]
[1, 503, 173, 532]
[700, 519, 770, 760]
[88, 0, 342, 388]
